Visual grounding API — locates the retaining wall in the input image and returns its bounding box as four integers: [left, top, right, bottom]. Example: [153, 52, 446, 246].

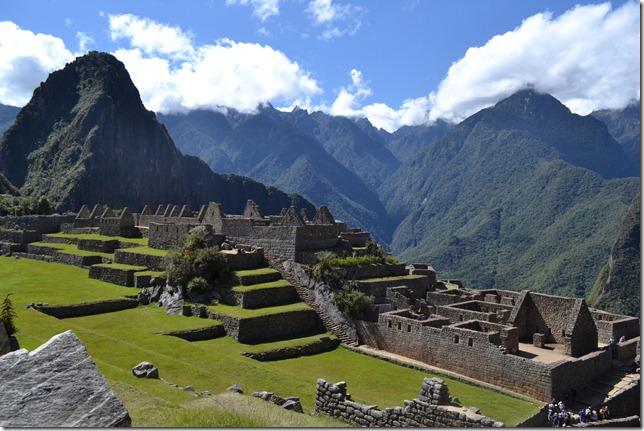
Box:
[32, 298, 138, 318]
[242, 336, 339, 361]
[233, 286, 298, 309]
[89, 265, 146, 287]
[163, 325, 226, 341]
[114, 250, 166, 270]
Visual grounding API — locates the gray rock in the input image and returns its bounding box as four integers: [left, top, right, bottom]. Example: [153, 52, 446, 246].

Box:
[252, 390, 274, 401]
[282, 399, 304, 413]
[132, 361, 159, 379]
[137, 288, 151, 305]
[227, 384, 244, 394]
[199, 391, 211, 397]
[150, 284, 164, 302]
[0, 330, 131, 427]
[183, 386, 195, 393]
[159, 290, 183, 315]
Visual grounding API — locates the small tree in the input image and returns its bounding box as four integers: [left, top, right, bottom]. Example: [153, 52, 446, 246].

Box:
[332, 288, 374, 318]
[0, 293, 17, 336]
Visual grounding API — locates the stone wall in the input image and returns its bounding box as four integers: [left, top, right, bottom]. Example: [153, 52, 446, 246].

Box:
[0, 214, 75, 234]
[114, 250, 166, 270]
[314, 378, 503, 427]
[357, 310, 612, 402]
[77, 238, 120, 253]
[0, 229, 40, 245]
[227, 224, 298, 261]
[341, 264, 408, 280]
[602, 378, 640, 419]
[89, 265, 145, 287]
[242, 336, 339, 361]
[147, 222, 221, 250]
[163, 325, 226, 341]
[32, 299, 138, 319]
[207, 308, 325, 344]
[232, 285, 298, 309]
[223, 249, 266, 271]
[590, 310, 639, 344]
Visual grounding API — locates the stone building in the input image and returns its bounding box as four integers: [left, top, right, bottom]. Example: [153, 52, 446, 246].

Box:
[355, 283, 640, 402]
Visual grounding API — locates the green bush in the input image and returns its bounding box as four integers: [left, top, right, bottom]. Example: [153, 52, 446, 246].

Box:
[166, 228, 230, 291]
[193, 248, 228, 284]
[187, 277, 208, 294]
[332, 288, 374, 318]
[326, 254, 400, 268]
[0, 194, 54, 216]
[0, 293, 17, 336]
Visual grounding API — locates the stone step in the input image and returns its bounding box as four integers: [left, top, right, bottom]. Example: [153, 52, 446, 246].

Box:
[89, 263, 147, 287]
[234, 268, 282, 286]
[231, 280, 299, 309]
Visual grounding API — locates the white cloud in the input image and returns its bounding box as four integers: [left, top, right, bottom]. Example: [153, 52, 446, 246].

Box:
[0, 21, 75, 106]
[76, 32, 94, 52]
[225, 0, 280, 21]
[306, 0, 363, 40]
[64, 18, 72, 27]
[321, 1, 639, 131]
[109, 14, 320, 113]
[108, 14, 194, 59]
[427, 1, 640, 122]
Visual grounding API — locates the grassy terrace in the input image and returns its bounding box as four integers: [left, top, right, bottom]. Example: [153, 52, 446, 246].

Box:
[135, 270, 166, 277]
[231, 279, 292, 293]
[29, 241, 114, 258]
[0, 256, 541, 426]
[207, 302, 312, 319]
[234, 267, 280, 277]
[46, 232, 149, 246]
[118, 245, 169, 256]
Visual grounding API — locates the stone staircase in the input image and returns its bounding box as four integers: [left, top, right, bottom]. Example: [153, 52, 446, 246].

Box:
[266, 254, 358, 346]
[568, 368, 640, 413]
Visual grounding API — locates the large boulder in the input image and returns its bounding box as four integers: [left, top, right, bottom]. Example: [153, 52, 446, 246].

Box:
[0, 330, 131, 427]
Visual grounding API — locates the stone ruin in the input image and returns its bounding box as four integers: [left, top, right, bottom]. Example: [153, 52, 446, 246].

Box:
[315, 377, 503, 427]
[69, 200, 373, 262]
[354, 276, 641, 404]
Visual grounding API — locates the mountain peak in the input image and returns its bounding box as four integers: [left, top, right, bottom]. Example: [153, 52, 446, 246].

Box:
[493, 88, 571, 119]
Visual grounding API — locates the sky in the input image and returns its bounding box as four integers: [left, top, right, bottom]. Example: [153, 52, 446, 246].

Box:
[0, 0, 640, 132]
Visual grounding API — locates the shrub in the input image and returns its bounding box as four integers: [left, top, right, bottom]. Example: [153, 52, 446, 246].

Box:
[332, 288, 374, 318]
[181, 227, 214, 251]
[192, 248, 228, 284]
[187, 277, 208, 294]
[0, 293, 17, 336]
[166, 251, 194, 287]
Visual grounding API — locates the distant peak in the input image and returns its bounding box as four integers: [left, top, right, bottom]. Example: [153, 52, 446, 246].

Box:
[493, 88, 570, 117]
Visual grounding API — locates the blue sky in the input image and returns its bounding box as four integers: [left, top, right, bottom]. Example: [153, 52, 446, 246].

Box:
[0, 0, 639, 131]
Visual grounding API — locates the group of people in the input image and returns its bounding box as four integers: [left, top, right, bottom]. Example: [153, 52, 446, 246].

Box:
[548, 400, 610, 427]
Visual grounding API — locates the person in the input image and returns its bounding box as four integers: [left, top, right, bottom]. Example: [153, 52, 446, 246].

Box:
[591, 409, 598, 422]
[600, 405, 610, 420]
[552, 412, 559, 427]
[619, 335, 626, 343]
[585, 406, 592, 421]
[578, 408, 586, 423]
[558, 400, 565, 411]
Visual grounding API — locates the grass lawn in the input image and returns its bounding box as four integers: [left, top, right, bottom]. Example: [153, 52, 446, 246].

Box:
[29, 241, 114, 258]
[118, 246, 170, 257]
[231, 279, 292, 293]
[136, 270, 166, 277]
[46, 232, 149, 246]
[234, 267, 280, 277]
[207, 302, 312, 319]
[0, 256, 541, 426]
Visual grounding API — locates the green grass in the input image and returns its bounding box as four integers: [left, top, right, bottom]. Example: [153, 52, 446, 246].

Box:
[29, 241, 114, 258]
[207, 302, 312, 319]
[118, 245, 169, 257]
[231, 279, 292, 293]
[46, 232, 149, 246]
[136, 270, 166, 277]
[327, 254, 400, 268]
[234, 267, 280, 277]
[1, 256, 540, 426]
[242, 332, 337, 353]
[92, 263, 147, 271]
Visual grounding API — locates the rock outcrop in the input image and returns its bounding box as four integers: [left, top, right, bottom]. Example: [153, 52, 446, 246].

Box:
[0, 51, 312, 215]
[0, 330, 131, 427]
[0, 321, 10, 356]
